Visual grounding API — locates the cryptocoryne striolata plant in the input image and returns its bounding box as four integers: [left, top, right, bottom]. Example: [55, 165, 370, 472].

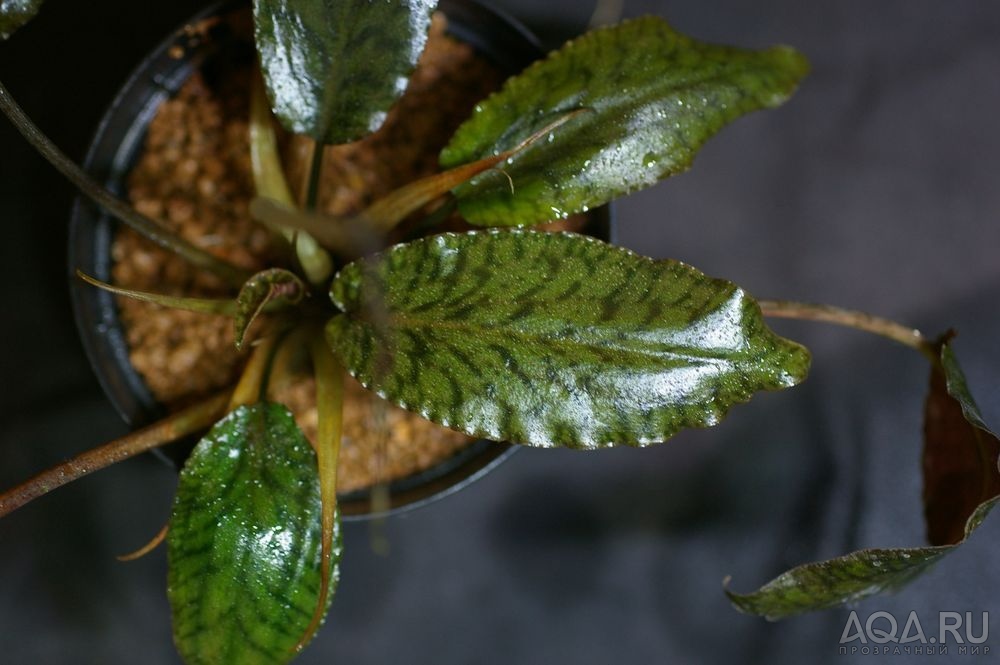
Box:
[1, 1, 997, 664]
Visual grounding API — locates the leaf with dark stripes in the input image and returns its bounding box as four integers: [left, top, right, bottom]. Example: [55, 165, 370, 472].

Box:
[726, 338, 1000, 619]
[440, 16, 808, 226]
[1, 0, 43, 40]
[253, 0, 437, 144]
[234, 268, 306, 350]
[325, 230, 809, 448]
[168, 404, 341, 665]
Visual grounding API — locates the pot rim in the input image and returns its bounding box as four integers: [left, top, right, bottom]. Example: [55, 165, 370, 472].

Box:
[68, 0, 614, 521]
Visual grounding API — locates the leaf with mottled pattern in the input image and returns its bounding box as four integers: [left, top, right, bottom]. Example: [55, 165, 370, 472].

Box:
[1, 0, 43, 40]
[253, 0, 437, 144]
[441, 16, 808, 226]
[168, 404, 341, 665]
[726, 338, 1000, 619]
[325, 230, 809, 448]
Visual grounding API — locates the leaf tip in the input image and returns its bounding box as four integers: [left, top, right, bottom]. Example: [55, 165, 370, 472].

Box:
[775, 340, 812, 389]
[0, 0, 43, 41]
[75, 269, 106, 290]
[774, 44, 810, 77]
[755, 44, 811, 108]
[721, 577, 761, 617]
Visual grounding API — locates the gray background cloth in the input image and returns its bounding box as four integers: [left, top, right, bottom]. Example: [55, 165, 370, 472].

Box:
[1, 1, 999, 663]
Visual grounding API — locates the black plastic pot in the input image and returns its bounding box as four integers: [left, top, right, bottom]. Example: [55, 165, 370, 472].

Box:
[69, 0, 613, 520]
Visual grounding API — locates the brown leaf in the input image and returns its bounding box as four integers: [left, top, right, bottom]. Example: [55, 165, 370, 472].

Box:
[923, 336, 1000, 545]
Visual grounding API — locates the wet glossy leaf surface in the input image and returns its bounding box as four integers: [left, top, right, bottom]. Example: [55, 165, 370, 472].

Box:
[253, 0, 437, 144]
[726, 547, 950, 621]
[234, 268, 306, 350]
[727, 339, 1000, 619]
[0, 0, 43, 40]
[168, 404, 340, 665]
[326, 230, 809, 448]
[441, 16, 808, 226]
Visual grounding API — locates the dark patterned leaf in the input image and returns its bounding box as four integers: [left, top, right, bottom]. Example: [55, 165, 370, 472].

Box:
[253, 0, 437, 144]
[726, 548, 951, 621]
[0, 0, 43, 40]
[234, 268, 306, 350]
[168, 404, 341, 665]
[325, 231, 809, 448]
[727, 339, 1000, 619]
[441, 16, 808, 226]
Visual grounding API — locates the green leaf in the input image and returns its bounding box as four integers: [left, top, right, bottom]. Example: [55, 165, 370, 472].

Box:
[726, 338, 1000, 620]
[725, 548, 951, 621]
[0, 0, 43, 40]
[253, 0, 437, 144]
[234, 268, 306, 350]
[326, 230, 809, 448]
[440, 16, 808, 226]
[168, 404, 341, 665]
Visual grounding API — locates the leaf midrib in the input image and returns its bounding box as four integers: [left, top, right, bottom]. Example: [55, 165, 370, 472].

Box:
[342, 310, 754, 366]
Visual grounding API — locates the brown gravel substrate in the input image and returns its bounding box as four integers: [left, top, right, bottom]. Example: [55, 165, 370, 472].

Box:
[111, 15, 508, 493]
